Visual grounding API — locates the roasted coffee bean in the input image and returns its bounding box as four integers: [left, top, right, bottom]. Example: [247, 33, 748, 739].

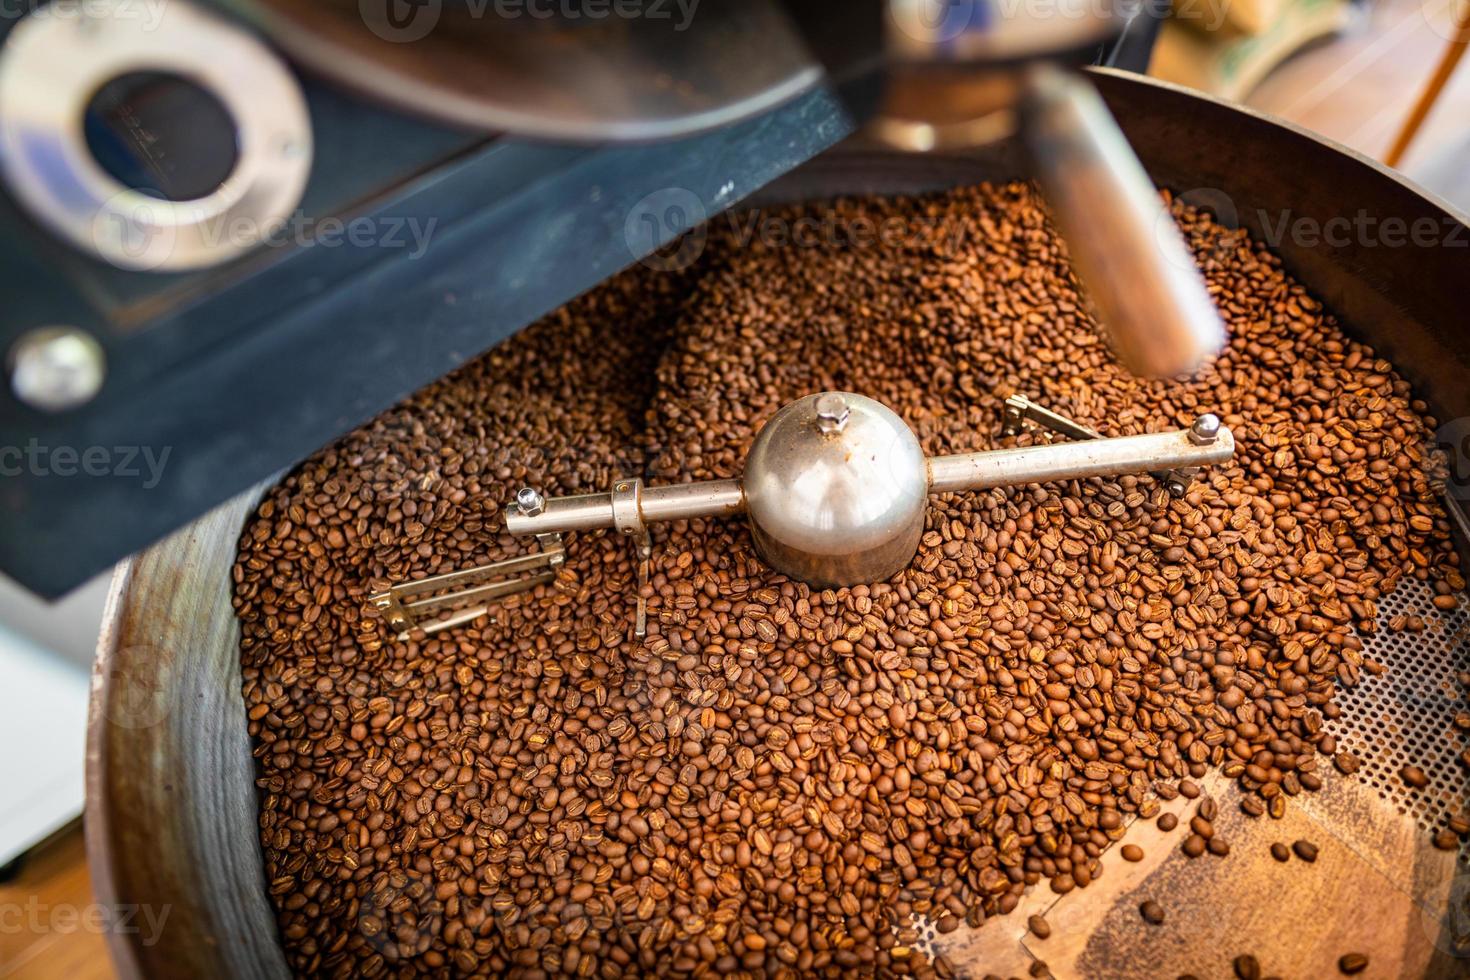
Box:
[1270, 842, 1291, 862]
[1234, 954, 1262, 980]
[1198, 799, 1217, 821]
[1293, 840, 1320, 862]
[1158, 813, 1179, 832]
[1028, 914, 1051, 940]
[1139, 900, 1165, 925]
[1183, 836, 1207, 858]
[1190, 816, 1215, 839]
[1338, 953, 1369, 974]
[233, 186, 1464, 978]
[1121, 844, 1144, 863]
[1433, 830, 1459, 850]
[1208, 838, 1231, 857]
[1401, 765, 1429, 789]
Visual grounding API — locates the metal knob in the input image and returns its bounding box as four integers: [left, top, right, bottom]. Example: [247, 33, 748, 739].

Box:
[814, 392, 851, 434]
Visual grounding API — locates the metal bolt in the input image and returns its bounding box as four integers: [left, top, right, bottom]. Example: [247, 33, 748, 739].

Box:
[814, 392, 850, 434]
[515, 487, 545, 518]
[1189, 414, 1221, 446]
[9, 326, 105, 412]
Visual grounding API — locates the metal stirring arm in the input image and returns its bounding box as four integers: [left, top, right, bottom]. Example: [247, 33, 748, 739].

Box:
[929, 415, 1232, 492]
[1003, 394, 1195, 496]
[378, 397, 1234, 639]
[507, 413, 1233, 535]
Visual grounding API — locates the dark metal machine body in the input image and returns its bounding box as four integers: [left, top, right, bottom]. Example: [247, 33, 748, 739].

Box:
[2, 0, 1465, 602]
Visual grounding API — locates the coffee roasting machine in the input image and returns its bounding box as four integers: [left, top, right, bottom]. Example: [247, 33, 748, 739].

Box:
[8, 0, 1462, 978]
[0, 0, 1223, 599]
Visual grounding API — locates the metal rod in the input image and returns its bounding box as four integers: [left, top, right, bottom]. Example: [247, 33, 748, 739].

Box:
[384, 549, 563, 598]
[1019, 64, 1225, 377]
[1004, 393, 1100, 441]
[928, 424, 1234, 494]
[507, 479, 745, 535]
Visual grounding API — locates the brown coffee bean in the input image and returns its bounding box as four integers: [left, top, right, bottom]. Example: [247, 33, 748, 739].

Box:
[232, 185, 1465, 979]
[1182, 835, 1207, 858]
[1338, 953, 1368, 974]
[1121, 844, 1144, 862]
[1234, 954, 1261, 980]
[1400, 765, 1429, 789]
[1293, 840, 1319, 862]
[1270, 842, 1291, 862]
[1433, 830, 1459, 850]
[1208, 837, 1231, 857]
[1139, 900, 1165, 925]
[1028, 915, 1051, 940]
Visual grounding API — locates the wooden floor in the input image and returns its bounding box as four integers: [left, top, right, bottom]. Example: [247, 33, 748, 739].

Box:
[0, 824, 113, 980]
[7, 7, 1469, 977]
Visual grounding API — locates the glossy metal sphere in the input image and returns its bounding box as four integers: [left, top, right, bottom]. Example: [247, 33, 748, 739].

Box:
[743, 392, 929, 588]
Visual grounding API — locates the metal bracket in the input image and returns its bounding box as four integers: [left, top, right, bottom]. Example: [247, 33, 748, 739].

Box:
[1002, 394, 1193, 497]
[370, 492, 565, 639]
[611, 478, 652, 639]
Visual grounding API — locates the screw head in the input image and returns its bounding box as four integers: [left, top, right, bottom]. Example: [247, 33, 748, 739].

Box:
[814, 392, 851, 434]
[515, 487, 545, 517]
[1189, 414, 1221, 445]
[9, 326, 105, 412]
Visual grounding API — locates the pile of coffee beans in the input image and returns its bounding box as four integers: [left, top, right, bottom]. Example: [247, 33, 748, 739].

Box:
[234, 181, 1462, 978]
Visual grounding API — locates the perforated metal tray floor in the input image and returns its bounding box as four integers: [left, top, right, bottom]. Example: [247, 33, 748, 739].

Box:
[899, 577, 1470, 970]
[1328, 579, 1470, 864]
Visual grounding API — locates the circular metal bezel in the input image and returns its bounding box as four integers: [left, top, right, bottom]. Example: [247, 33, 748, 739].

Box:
[0, 0, 313, 272]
